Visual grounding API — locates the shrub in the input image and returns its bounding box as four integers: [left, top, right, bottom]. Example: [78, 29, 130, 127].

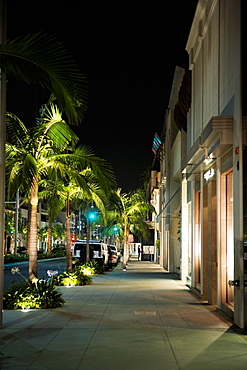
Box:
[4, 253, 29, 264]
[3, 281, 31, 309]
[52, 271, 79, 286]
[79, 261, 105, 275]
[4, 246, 66, 264]
[75, 262, 96, 276]
[37, 247, 66, 260]
[3, 277, 65, 310]
[31, 279, 65, 308]
[49, 245, 66, 257]
[73, 266, 93, 285]
[52, 269, 92, 287]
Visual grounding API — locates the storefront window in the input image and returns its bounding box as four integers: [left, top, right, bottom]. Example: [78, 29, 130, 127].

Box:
[195, 191, 201, 290]
[188, 202, 192, 279]
[243, 147, 247, 275]
[221, 170, 234, 307]
[226, 171, 234, 305]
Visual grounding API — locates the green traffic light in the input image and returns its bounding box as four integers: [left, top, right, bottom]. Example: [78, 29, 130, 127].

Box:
[88, 212, 96, 220]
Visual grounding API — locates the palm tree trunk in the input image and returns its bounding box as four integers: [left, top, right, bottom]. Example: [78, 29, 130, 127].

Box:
[0, 0, 6, 328]
[65, 197, 72, 272]
[123, 224, 129, 270]
[29, 179, 39, 280]
[74, 212, 78, 239]
[26, 204, 31, 254]
[47, 221, 52, 253]
[123, 242, 128, 270]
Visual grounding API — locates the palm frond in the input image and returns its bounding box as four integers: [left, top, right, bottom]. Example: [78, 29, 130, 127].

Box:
[6, 153, 37, 199]
[39, 183, 66, 222]
[73, 145, 116, 190]
[35, 104, 79, 151]
[46, 146, 116, 194]
[6, 112, 30, 145]
[0, 33, 88, 123]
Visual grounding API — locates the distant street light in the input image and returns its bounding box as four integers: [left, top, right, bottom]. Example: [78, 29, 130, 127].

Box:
[113, 226, 118, 233]
[88, 211, 96, 221]
[86, 209, 97, 261]
[88, 211, 97, 239]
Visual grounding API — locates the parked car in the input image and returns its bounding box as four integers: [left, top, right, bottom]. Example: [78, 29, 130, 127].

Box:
[107, 245, 118, 266]
[72, 240, 110, 268]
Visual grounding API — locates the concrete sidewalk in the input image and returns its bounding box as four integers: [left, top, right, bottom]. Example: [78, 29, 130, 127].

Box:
[1, 258, 247, 369]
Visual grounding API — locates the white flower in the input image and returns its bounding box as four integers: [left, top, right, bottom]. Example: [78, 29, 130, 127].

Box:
[47, 269, 58, 277]
[11, 267, 20, 275]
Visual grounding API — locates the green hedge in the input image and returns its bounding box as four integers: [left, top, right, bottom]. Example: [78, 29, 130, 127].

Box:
[4, 247, 66, 264]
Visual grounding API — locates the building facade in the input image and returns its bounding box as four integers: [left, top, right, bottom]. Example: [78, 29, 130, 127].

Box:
[157, 66, 187, 276]
[156, 0, 246, 328]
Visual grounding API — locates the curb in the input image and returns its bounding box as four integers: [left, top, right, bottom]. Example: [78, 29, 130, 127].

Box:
[4, 257, 65, 267]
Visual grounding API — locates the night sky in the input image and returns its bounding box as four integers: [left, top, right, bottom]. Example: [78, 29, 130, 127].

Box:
[6, 1, 198, 192]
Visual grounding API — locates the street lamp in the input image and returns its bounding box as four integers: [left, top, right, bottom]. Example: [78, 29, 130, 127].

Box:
[88, 211, 97, 239]
[86, 209, 97, 261]
[113, 226, 119, 233]
[88, 211, 96, 222]
[113, 225, 120, 251]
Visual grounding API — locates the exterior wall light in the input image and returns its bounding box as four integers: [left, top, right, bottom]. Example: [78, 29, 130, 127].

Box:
[204, 168, 215, 181]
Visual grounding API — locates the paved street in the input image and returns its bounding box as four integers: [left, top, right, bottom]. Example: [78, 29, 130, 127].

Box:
[1, 257, 247, 369]
[4, 258, 67, 290]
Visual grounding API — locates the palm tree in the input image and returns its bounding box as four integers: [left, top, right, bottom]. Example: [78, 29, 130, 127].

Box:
[0, 0, 87, 327]
[6, 105, 80, 279]
[52, 223, 66, 246]
[40, 168, 113, 272]
[38, 226, 48, 252]
[6, 106, 116, 278]
[63, 181, 107, 271]
[39, 180, 66, 254]
[102, 189, 155, 270]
